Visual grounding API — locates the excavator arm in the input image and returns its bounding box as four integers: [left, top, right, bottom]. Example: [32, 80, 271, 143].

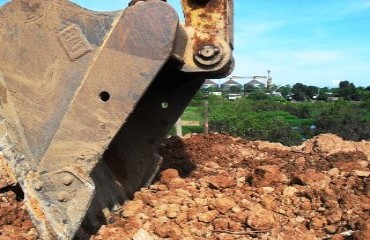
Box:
[0, 0, 233, 239]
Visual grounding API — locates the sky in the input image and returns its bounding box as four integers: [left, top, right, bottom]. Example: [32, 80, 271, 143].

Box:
[1, 0, 369, 87]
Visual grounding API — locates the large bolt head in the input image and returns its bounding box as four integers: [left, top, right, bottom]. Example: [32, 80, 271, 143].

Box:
[198, 45, 219, 59]
[34, 181, 44, 191]
[57, 191, 69, 202]
[62, 175, 74, 186]
[194, 43, 224, 66]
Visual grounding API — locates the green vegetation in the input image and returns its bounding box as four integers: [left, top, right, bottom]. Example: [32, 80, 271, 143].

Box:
[171, 80, 370, 145]
[181, 106, 204, 122]
[175, 95, 370, 146]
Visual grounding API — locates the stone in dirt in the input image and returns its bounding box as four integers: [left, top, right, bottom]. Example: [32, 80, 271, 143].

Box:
[160, 169, 180, 184]
[246, 206, 276, 230]
[206, 174, 237, 189]
[214, 197, 236, 214]
[132, 228, 154, 240]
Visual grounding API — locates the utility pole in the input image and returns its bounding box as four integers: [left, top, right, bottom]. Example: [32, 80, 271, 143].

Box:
[176, 118, 183, 137]
[204, 100, 209, 138]
[267, 70, 272, 91]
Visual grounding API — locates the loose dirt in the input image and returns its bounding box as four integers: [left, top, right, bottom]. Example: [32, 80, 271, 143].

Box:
[1, 133, 369, 239]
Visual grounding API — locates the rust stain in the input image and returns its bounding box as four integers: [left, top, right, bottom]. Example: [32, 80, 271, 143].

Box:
[185, 12, 192, 26]
[182, 0, 231, 49]
[193, 34, 216, 53]
[28, 195, 46, 221]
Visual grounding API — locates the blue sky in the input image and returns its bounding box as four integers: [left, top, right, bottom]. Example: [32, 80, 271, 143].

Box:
[1, 0, 369, 87]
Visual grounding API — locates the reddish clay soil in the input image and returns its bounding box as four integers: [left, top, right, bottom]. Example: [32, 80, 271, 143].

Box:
[1, 133, 370, 240]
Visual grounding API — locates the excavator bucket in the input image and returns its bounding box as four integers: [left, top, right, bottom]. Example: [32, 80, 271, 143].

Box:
[0, 0, 233, 239]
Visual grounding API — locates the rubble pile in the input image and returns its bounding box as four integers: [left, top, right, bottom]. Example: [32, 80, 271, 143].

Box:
[1, 133, 369, 239]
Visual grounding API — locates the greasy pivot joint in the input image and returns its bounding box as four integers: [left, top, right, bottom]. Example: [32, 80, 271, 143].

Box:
[194, 43, 224, 66]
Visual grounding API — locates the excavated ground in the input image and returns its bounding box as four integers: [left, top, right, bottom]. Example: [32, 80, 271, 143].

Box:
[1, 133, 370, 240]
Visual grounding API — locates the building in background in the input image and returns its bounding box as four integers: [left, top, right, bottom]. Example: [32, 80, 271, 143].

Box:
[244, 78, 265, 90]
[201, 79, 218, 89]
[221, 79, 242, 91]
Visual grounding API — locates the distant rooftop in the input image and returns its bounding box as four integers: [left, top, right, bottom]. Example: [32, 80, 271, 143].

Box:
[245, 79, 265, 86]
[222, 79, 241, 85]
[204, 79, 217, 85]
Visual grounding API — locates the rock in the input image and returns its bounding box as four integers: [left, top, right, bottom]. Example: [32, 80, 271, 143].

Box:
[325, 225, 337, 234]
[359, 161, 369, 168]
[354, 170, 370, 177]
[122, 200, 143, 218]
[331, 234, 344, 240]
[246, 207, 276, 230]
[168, 178, 187, 189]
[198, 210, 219, 223]
[166, 204, 180, 219]
[160, 169, 180, 184]
[154, 224, 170, 238]
[295, 216, 305, 223]
[214, 197, 236, 214]
[149, 184, 168, 191]
[229, 221, 244, 232]
[207, 175, 236, 189]
[262, 187, 275, 193]
[234, 211, 249, 223]
[175, 212, 187, 225]
[327, 212, 342, 223]
[204, 161, 221, 169]
[213, 218, 229, 230]
[166, 222, 183, 239]
[260, 195, 276, 210]
[301, 201, 311, 211]
[125, 216, 142, 229]
[295, 156, 306, 168]
[252, 165, 288, 187]
[297, 170, 330, 189]
[132, 228, 154, 240]
[175, 189, 192, 198]
[282, 187, 298, 197]
[328, 168, 340, 177]
[311, 216, 327, 229]
[187, 209, 198, 221]
[317, 207, 326, 212]
[354, 230, 370, 240]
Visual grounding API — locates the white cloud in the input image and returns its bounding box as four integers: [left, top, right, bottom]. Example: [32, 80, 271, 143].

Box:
[232, 49, 370, 87]
[294, 50, 344, 64]
[234, 20, 286, 48]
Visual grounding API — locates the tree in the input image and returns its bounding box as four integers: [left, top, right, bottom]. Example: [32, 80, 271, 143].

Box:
[317, 87, 331, 100]
[244, 84, 259, 93]
[307, 86, 319, 99]
[247, 91, 269, 101]
[291, 83, 309, 101]
[207, 87, 217, 93]
[229, 85, 242, 93]
[314, 101, 370, 141]
[355, 87, 370, 101]
[338, 81, 356, 100]
[278, 85, 291, 98]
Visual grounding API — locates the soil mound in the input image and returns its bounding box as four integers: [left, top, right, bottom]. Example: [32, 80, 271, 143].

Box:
[1, 133, 369, 239]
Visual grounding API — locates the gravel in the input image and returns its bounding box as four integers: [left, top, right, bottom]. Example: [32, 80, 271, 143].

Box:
[1, 133, 369, 239]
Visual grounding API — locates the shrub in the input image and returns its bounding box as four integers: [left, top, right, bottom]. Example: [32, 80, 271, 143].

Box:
[314, 101, 370, 141]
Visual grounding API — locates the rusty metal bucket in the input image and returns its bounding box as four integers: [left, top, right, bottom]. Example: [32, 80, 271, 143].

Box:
[0, 0, 233, 239]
